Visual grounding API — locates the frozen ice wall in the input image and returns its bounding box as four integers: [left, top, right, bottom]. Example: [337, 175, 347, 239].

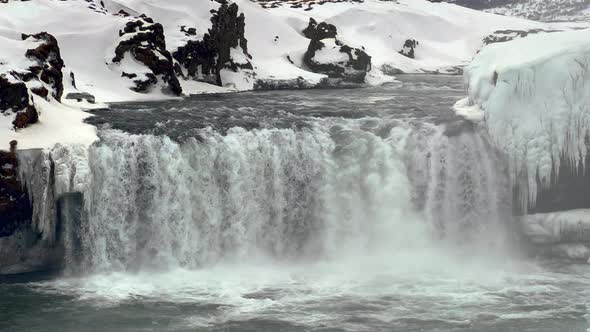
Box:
[464, 29, 590, 212]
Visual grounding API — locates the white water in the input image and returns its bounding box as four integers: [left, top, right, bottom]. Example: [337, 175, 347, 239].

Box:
[27, 116, 511, 275]
[10, 102, 590, 331]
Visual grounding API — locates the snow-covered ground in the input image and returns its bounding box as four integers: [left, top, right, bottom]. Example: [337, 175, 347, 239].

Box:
[0, 0, 582, 151]
[0, 0, 552, 149]
[462, 29, 590, 208]
[447, 0, 590, 22]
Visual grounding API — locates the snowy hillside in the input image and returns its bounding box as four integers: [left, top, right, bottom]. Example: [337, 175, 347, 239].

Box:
[447, 0, 590, 22]
[461, 29, 590, 211]
[0, 0, 555, 149]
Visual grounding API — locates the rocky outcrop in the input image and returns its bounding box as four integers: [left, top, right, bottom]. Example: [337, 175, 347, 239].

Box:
[399, 39, 418, 59]
[22, 32, 65, 101]
[0, 32, 66, 129]
[112, 15, 182, 95]
[302, 18, 371, 84]
[173, 0, 254, 87]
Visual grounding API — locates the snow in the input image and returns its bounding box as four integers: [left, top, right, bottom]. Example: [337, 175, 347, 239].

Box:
[522, 209, 590, 245]
[0, 99, 97, 150]
[312, 39, 350, 64]
[462, 29, 590, 206]
[0, 0, 571, 149]
[263, 0, 547, 74]
[522, 209, 590, 262]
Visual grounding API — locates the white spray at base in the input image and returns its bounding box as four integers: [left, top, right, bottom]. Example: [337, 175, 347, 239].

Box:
[27, 120, 514, 274]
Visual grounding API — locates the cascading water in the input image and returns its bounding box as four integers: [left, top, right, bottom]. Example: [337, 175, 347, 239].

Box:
[50, 118, 513, 274]
[7, 79, 590, 332]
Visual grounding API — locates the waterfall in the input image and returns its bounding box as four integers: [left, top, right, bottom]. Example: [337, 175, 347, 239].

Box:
[17, 118, 508, 274]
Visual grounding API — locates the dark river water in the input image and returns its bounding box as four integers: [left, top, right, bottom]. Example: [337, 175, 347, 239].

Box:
[1, 76, 590, 332]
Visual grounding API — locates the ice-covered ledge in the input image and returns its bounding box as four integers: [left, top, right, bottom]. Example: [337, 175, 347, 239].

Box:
[521, 210, 590, 263]
[460, 29, 590, 211]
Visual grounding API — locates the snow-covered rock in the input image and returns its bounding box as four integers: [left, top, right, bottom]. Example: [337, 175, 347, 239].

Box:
[0, 32, 67, 129]
[463, 29, 590, 211]
[302, 18, 371, 84]
[112, 14, 182, 95]
[399, 39, 419, 59]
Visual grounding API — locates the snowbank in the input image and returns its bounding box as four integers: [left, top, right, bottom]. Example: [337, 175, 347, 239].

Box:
[0, 99, 97, 150]
[522, 209, 590, 262]
[463, 29, 590, 206]
[522, 209, 590, 245]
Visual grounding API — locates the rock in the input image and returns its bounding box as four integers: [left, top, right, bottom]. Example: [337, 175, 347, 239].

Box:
[0, 31, 66, 129]
[173, 0, 254, 87]
[112, 14, 182, 95]
[302, 20, 372, 84]
[65, 92, 96, 104]
[399, 39, 418, 59]
[302, 18, 337, 40]
[22, 32, 65, 101]
[0, 76, 38, 129]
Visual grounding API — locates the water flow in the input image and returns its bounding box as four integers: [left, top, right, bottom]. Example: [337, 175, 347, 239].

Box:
[55, 118, 512, 274]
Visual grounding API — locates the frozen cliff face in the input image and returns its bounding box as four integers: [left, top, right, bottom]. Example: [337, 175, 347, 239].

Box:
[463, 29, 590, 213]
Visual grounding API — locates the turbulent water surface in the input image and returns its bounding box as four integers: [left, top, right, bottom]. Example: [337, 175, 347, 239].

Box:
[2, 76, 590, 332]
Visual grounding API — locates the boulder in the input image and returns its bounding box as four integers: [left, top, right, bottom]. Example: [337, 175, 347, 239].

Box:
[112, 15, 182, 95]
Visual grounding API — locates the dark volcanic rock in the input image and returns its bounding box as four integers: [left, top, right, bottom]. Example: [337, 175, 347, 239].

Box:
[302, 18, 371, 84]
[173, 0, 254, 87]
[22, 32, 65, 101]
[399, 39, 419, 59]
[302, 18, 337, 40]
[0, 141, 32, 238]
[113, 14, 182, 95]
